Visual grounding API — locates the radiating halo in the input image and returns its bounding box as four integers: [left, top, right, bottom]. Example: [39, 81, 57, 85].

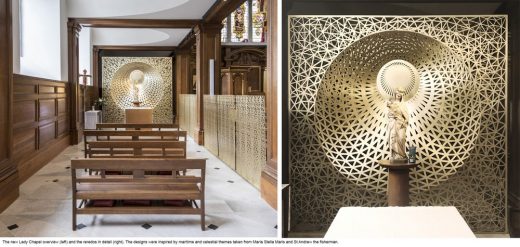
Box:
[315, 31, 481, 193]
[376, 59, 420, 101]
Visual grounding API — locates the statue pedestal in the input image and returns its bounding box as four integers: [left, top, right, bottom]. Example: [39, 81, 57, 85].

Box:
[377, 160, 419, 206]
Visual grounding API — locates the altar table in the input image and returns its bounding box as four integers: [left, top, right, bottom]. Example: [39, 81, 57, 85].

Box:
[125, 107, 153, 124]
[324, 206, 475, 238]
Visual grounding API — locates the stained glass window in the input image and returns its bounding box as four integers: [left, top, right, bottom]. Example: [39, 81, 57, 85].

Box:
[252, 0, 264, 42]
[222, 0, 266, 43]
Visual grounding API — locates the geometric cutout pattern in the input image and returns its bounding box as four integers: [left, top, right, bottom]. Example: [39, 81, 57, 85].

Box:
[203, 95, 267, 189]
[102, 57, 173, 123]
[178, 94, 197, 138]
[204, 95, 219, 155]
[236, 95, 267, 189]
[217, 95, 237, 170]
[318, 30, 481, 193]
[288, 16, 507, 233]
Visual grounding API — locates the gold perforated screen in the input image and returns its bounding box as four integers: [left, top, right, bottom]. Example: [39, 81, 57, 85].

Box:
[102, 57, 173, 123]
[288, 16, 507, 233]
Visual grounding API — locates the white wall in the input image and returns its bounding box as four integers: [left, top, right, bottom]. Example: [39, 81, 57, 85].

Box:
[11, 0, 20, 74]
[60, 0, 68, 81]
[19, 0, 64, 81]
[78, 27, 92, 84]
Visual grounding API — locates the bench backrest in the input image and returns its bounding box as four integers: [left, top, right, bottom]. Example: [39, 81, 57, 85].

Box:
[84, 130, 187, 141]
[71, 158, 206, 196]
[96, 123, 179, 130]
[86, 141, 187, 158]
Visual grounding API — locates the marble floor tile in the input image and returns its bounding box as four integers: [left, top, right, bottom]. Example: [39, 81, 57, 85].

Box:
[0, 137, 277, 237]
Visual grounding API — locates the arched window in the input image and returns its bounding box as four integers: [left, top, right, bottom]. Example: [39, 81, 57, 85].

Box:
[221, 0, 266, 43]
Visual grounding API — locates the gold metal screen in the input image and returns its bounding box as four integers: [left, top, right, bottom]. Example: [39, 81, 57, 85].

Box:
[204, 95, 219, 155]
[102, 57, 173, 123]
[236, 96, 267, 189]
[178, 94, 197, 139]
[203, 95, 267, 189]
[288, 16, 507, 233]
[218, 95, 237, 170]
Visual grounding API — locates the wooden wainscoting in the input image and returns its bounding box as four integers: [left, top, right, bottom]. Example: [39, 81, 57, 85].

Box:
[0, 0, 18, 212]
[13, 74, 70, 183]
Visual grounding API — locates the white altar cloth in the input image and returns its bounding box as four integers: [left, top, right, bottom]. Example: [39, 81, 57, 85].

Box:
[324, 206, 475, 238]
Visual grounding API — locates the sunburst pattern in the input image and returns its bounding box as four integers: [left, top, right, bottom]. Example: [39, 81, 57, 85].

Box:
[288, 16, 507, 233]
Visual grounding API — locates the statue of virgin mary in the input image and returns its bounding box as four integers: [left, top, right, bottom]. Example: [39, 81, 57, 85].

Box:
[387, 88, 408, 161]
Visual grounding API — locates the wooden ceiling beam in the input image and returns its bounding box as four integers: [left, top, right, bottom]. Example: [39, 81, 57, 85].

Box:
[203, 0, 247, 23]
[70, 18, 201, 29]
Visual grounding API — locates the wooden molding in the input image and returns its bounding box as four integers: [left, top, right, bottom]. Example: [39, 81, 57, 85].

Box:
[95, 45, 177, 51]
[69, 18, 200, 29]
[178, 29, 196, 50]
[203, 0, 247, 23]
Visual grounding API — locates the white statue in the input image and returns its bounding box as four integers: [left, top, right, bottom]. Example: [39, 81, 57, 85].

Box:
[387, 88, 408, 161]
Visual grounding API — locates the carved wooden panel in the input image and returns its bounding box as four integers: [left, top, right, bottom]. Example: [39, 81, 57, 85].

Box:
[39, 99, 56, 120]
[12, 129, 36, 160]
[57, 119, 68, 137]
[14, 84, 35, 94]
[13, 100, 36, 126]
[38, 122, 56, 147]
[12, 74, 69, 183]
[38, 85, 55, 94]
[57, 98, 66, 115]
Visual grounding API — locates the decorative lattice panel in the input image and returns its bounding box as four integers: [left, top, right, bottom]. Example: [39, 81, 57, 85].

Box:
[218, 95, 236, 170]
[236, 95, 267, 189]
[188, 95, 197, 139]
[204, 95, 219, 156]
[178, 95, 188, 134]
[288, 16, 507, 233]
[102, 57, 173, 123]
[178, 94, 197, 139]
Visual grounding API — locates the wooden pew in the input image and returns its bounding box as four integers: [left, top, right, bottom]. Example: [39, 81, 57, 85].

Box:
[71, 158, 206, 231]
[86, 141, 187, 158]
[83, 130, 187, 158]
[96, 123, 179, 131]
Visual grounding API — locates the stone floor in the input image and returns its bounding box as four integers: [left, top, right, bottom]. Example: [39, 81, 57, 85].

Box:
[0, 138, 277, 237]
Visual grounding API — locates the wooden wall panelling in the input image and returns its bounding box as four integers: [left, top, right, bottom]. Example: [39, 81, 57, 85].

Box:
[261, 0, 278, 209]
[0, 0, 19, 212]
[12, 74, 70, 183]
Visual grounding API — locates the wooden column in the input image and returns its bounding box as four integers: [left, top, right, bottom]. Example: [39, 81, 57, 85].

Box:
[194, 23, 222, 145]
[92, 46, 100, 99]
[67, 20, 81, 145]
[0, 0, 19, 212]
[261, 0, 278, 209]
[175, 48, 191, 124]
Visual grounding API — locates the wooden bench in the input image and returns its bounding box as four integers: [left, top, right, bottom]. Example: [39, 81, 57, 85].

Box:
[83, 130, 187, 158]
[86, 141, 187, 159]
[96, 123, 179, 131]
[71, 158, 206, 231]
